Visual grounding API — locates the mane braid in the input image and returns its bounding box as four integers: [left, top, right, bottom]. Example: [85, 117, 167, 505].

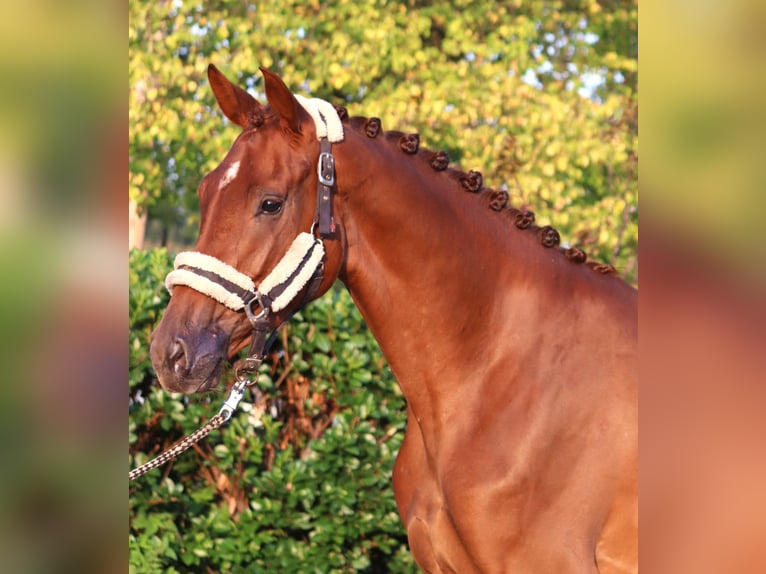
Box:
[339, 111, 617, 276]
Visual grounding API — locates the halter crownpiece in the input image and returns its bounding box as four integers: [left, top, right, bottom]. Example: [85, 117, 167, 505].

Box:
[294, 95, 344, 143]
[295, 95, 343, 238]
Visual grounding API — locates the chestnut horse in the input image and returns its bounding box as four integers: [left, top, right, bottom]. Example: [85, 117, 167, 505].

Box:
[150, 65, 637, 573]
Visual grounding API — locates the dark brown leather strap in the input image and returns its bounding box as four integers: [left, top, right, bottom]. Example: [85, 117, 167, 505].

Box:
[316, 138, 336, 238]
[236, 313, 271, 376]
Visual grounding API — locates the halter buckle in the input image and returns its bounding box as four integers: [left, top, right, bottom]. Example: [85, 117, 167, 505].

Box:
[317, 152, 335, 186]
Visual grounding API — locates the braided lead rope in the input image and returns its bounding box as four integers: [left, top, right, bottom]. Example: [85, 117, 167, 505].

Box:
[129, 413, 227, 481]
[129, 379, 251, 481]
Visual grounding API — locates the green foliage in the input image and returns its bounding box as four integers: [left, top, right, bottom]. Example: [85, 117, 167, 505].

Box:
[129, 249, 416, 572]
[130, 0, 637, 283]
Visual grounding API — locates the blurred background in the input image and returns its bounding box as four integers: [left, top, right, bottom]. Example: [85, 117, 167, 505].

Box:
[641, 1, 766, 572]
[0, 0, 762, 571]
[0, 0, 124, 572]
[129, 0, 638, 283]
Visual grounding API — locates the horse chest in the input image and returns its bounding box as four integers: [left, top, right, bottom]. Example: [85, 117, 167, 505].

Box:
[393, 419, 484, 572]
[391, 399, 623, 573]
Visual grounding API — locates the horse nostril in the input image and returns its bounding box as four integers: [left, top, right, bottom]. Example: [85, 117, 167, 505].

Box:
[170, 338, 188, 374]
[169, 340, 183, 361]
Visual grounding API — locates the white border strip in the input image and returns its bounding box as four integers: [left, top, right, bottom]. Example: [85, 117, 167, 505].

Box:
[313, 98, 344, 143]
[258, 233, 319, 295]
[295, 94, 326, 138]
[265, 238, 325, 312]
[165, 269, 247, 311]
[173, 251, 255, 292]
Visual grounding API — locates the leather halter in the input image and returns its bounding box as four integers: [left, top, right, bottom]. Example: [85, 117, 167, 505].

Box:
[164, 97, 342, 382]
[130, 97, 343, 482]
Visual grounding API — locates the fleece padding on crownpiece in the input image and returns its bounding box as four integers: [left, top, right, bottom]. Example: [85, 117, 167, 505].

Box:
[294, 95, 344, 143]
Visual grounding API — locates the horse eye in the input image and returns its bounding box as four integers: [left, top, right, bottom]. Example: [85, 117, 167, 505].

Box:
[260, 198, 283, 215]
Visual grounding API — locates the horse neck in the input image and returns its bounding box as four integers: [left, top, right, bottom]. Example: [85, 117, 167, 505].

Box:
[334, 131, 520, 418]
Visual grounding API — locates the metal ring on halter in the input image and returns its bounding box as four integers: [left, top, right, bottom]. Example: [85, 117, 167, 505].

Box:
[236, 363, 263, 386]
[244, 291, 270, 325]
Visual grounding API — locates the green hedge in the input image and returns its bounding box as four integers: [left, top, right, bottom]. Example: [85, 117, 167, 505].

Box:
[129, 248, 416, 573]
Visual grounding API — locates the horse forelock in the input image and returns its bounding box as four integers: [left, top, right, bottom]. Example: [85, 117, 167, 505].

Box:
[337, 111, 617, 276]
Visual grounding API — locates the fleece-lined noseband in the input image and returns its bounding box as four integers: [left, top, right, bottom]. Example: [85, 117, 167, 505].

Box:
[165, 233, 326, 313]
[165, 95, 343, 325]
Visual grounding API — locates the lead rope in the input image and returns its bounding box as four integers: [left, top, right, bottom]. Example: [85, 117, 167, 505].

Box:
[129, 366, 262, 482]
[129, 411, 230, 481]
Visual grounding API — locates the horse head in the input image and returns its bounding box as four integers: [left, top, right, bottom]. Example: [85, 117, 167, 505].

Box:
[150, 65, 345, 393]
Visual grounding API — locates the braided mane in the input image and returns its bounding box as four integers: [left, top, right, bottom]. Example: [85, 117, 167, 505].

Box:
[335, 105, 615, 275]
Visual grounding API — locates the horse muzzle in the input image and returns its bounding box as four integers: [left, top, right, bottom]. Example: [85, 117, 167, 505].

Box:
[150, 325, 229, 394]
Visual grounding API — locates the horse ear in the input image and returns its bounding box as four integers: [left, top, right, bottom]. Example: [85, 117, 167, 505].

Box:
[259, 66, 307, 136]
[207, 64, 263, 129]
